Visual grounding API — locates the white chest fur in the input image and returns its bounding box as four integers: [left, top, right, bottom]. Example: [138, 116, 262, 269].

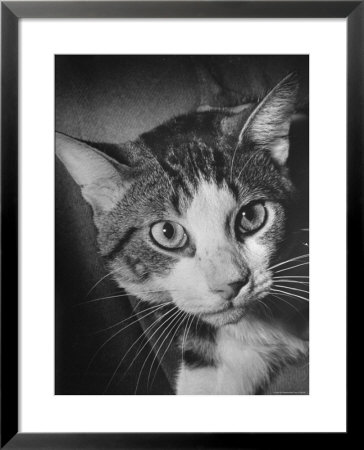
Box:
[177, 317, 307, 395]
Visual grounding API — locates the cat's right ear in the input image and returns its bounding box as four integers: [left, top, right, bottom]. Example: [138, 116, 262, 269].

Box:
[220, 73, 298, 166]
[56, 132, 132, 214]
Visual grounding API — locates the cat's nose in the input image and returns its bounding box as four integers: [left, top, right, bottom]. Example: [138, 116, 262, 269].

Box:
[212, 277, 249, 301]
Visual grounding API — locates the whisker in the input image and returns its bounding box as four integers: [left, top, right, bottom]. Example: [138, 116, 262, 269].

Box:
[273, 284, 309, 295]
[121, 308, 181, 384]
[130, 308, 183, 394]
[270, 294, 308, 321]
[89, 301, 174, 335]
[131, 297, 148, 311]
[150, 313, 188, 390]
[181, 315, 193, 360]
[268, 254, 309, 271]
[77, 289, 182, 307]
[195, 312, 202, 334]
[180, 314, 195, 374]
[233, 148, 258, 182]
[86, 266, 122, 297]
[75, 291, 130, 307]
[264, 297, 289, 317]
[133, 310, 184, 395]
[274, 261, 309, 274]
[273, 275, 309, 279]
[146, 310, 187, 391]
[85, 302, 172, 370]
[271, 288, 309, 302]
[104, 306, 179, 393]
[272, 279, 309, 286]
[119, 307, 176, 363]
[256, 299, 274, 320]
[185, 314, 195, 346]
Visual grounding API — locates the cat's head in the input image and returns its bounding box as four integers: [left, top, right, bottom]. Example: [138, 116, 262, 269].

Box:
[56, 74, 298, 327]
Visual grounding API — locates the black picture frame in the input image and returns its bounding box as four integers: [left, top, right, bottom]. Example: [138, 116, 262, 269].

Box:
[1, 1, 358, 447]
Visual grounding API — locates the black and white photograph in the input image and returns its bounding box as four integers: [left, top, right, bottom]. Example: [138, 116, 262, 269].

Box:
[55, 55, 309, 395]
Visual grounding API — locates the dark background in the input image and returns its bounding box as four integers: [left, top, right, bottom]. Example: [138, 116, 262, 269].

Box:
[55, 55, 309, 395]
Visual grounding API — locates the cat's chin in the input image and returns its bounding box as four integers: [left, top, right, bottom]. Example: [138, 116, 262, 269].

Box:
[200, 305, 248, 327]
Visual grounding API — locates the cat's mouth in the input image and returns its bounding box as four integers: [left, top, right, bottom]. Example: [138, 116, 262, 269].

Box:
[200, 290, 270, 326]
[201, 303, 249, 326]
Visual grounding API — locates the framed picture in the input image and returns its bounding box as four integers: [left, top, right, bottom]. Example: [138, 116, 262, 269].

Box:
[1, 0, 357, 447]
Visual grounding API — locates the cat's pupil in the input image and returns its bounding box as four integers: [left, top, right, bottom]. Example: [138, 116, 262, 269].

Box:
[163, 222, 175, 240]
[243, 206, 255, 222]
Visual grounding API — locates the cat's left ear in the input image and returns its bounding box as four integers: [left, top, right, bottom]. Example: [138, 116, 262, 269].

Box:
[223, 73, 298, 166]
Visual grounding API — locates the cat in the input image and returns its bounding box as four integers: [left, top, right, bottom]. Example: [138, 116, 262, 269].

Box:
[56, 72, 308, 395]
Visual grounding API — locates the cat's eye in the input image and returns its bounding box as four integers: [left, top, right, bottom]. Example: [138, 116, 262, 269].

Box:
[150, 221, 187, 250]
[236, 201, 267, 237]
